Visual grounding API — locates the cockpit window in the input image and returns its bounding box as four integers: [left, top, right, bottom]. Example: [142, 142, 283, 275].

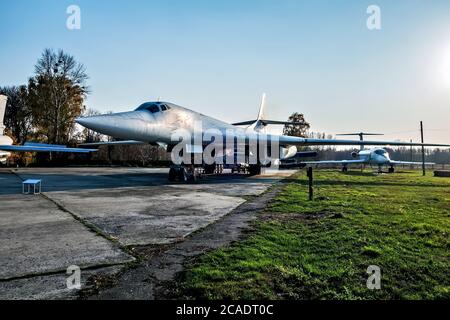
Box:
[374, 149, 386, 156]
[147, 104, 160, 113]
[136, 102, 169, 113]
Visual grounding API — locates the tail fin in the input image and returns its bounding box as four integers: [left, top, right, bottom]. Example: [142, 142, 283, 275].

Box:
[0, 95, 7, 135]
[231, 93, 307, 130]
[336, 132, 384, 151]
[231, 93, 267, 132]
[256, 93, 266, 122]
[251, 93, 267, 132]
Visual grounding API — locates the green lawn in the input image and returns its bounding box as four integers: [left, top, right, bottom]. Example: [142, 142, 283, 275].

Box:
[175, 170, 450, 300]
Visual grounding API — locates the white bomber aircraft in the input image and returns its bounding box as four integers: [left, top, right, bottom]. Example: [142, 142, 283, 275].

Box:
[302, 132, 435, 173]
[0, 95, 96, 160]
[76, 95, 449, 181]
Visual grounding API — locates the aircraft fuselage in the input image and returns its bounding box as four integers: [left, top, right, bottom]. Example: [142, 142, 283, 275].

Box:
[76, 102, 235, 144]
[357, 148, 391, 165]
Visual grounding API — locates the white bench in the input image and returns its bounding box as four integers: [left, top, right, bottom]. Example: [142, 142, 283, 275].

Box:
[22, 179, 42, 194]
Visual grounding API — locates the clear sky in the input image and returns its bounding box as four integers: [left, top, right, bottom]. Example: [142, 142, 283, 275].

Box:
[1, 0, 450, 143]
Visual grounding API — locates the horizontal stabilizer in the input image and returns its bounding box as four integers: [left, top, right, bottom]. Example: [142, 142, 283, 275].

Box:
[336, 133, 384, 136]
[262, 120, 308, 126]
[232, 120, 257, 126]
[336, 132, 384, 151]
[232, 120, 307, 126]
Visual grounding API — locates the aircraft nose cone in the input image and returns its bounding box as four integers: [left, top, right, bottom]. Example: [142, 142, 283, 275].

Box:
[76, 111, 149, 140]
[76, 115, 112, 132]
[76, 116, 97, 128]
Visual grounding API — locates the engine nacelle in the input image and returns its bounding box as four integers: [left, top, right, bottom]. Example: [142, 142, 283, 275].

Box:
[351, 151, 358, 158]
[280, 145, 297, 160]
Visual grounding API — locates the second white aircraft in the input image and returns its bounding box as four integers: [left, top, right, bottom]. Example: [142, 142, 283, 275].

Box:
[303, 147, 434, 173]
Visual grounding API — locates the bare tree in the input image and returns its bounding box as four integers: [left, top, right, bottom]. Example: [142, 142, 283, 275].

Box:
[28, 49, 89, 144]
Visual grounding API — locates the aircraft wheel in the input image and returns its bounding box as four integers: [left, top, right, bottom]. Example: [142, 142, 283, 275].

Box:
[178, 167, 189, 182]
[249, 165, 262, 176]
[342, 166, 348, 172]
[388, 167, 395, 173]
[204, 165, 215, 175]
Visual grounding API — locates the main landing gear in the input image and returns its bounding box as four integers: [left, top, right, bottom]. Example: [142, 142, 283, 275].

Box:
[341, 166, 348, 173]
[168, 165, 199, 182]
[230, 163, 262, 175]
[168, 163, 264, 182]
[377, 165, 394, 174]
[248, 164, 262, 176]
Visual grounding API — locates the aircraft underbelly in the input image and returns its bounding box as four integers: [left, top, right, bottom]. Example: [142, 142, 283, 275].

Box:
[368, 155, 388, 165]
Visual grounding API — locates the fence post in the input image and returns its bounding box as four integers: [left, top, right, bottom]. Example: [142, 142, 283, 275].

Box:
[307, 167, 313, 201]
[420, 121, 426, 176]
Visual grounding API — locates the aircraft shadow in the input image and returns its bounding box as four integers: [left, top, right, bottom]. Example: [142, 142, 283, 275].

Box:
[0, 172, 285, 195]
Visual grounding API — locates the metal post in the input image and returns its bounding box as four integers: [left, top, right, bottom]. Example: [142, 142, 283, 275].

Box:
[410, 139, 413, 162]
[410, 139, 413, 169]
[307, 167, 313, 201]
[420, 121, 425, 176]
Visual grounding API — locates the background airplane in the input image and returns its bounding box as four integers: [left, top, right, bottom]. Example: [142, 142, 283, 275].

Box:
[302, 132, 435, 173]
[303, 147, 435, 173]
[76, 97, 450, 181]
[0, 95, 97, 161]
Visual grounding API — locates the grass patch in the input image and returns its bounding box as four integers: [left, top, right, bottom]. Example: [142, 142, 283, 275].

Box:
[175, 170, 450, 300]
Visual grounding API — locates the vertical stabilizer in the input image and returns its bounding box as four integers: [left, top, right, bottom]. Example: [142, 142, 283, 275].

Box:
[256, 93, 266, 121]
[0, 95, 7, 135]
[248, 93, 267, 133]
